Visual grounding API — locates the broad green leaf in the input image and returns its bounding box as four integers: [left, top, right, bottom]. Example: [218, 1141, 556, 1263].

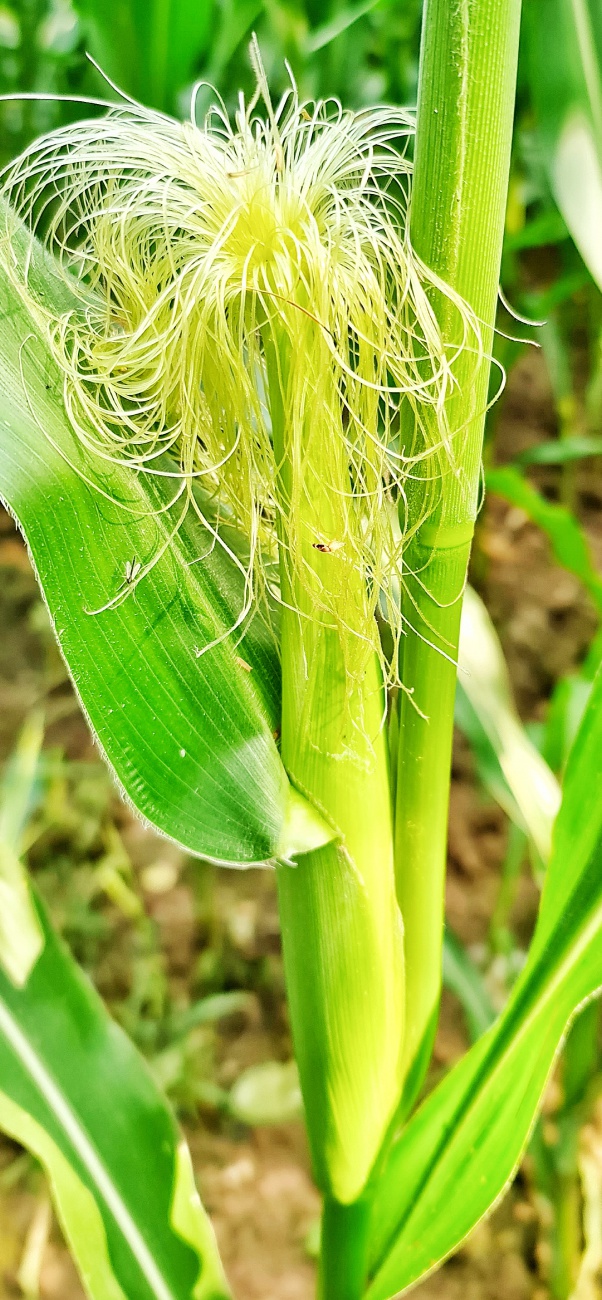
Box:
[0, 209, 291, 865]
[456, 585, 560, 861]
[487, 465, 602, 615]
[171, 1144, 229, 1300]
[75, 0, 215, 112]
[525, 0, 602, 288]
[364, 664, 602, 1300]
[0, 898, 229, 1300]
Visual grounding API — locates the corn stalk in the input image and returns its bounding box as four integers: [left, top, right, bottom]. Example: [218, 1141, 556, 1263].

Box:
[395, 0, 522, 1105]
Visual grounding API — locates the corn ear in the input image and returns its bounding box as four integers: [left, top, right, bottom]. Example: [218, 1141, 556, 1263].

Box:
[277, 649, 404, 1204]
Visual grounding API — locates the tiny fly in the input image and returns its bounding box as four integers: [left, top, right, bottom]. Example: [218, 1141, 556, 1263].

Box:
[312, 540, 344, 554]
[124, 557, 141, 585]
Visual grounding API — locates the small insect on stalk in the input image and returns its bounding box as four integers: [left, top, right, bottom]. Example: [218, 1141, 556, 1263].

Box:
[312, 540, 344, 554]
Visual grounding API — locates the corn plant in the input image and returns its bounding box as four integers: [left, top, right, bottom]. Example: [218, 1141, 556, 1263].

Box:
[1, 1, 602, 1298]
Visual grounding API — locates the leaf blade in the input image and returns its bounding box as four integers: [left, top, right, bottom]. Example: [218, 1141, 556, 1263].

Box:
[365, 665, 602, 1299]
[0, 899, 229, 1300]
[0, 1091, 127, 1300]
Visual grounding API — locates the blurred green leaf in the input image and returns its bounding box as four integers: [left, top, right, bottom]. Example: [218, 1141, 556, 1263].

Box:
[487, 464, 602, 614]
[168, 991, 254, 1041]
[75, 0, 215, 111]
[523, 269, 592, 318]
[0, 207, 289, 865]
[38, 3, 80, 56]
[442, 929, 496, 1044]
[504, 208, 569, 251]
[203, 0, 263, 90]
[0, 900, 229, 1300]
[515, 435, 602, 465]
[305, 0, 380, 54]
[228, 1059, 303, 1125]
[0, 713, 45, 985]
[456, 585, 560, 862]
[365, 663, 602, 1299]
[0, 5, 19, 51]
[543, 672, 593, 773]
[0, 709, 44, 856]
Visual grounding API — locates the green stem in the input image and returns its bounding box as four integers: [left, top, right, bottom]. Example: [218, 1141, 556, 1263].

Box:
[552, 1167, 581, 1299]
[318, 1197, 371, 1300]
[395, 0, 522, 1100]
[396, 536, 471, 1101]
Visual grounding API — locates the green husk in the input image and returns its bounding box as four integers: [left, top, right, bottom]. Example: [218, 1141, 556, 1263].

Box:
[267, 329, 405, 1206]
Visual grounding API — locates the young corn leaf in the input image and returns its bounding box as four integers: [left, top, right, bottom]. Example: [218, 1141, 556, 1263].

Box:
[0, 210, 288, 865]
[525, 0, 602, 289]
[0, 900, 229, 1300]
[364, 661, 602, 1300]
